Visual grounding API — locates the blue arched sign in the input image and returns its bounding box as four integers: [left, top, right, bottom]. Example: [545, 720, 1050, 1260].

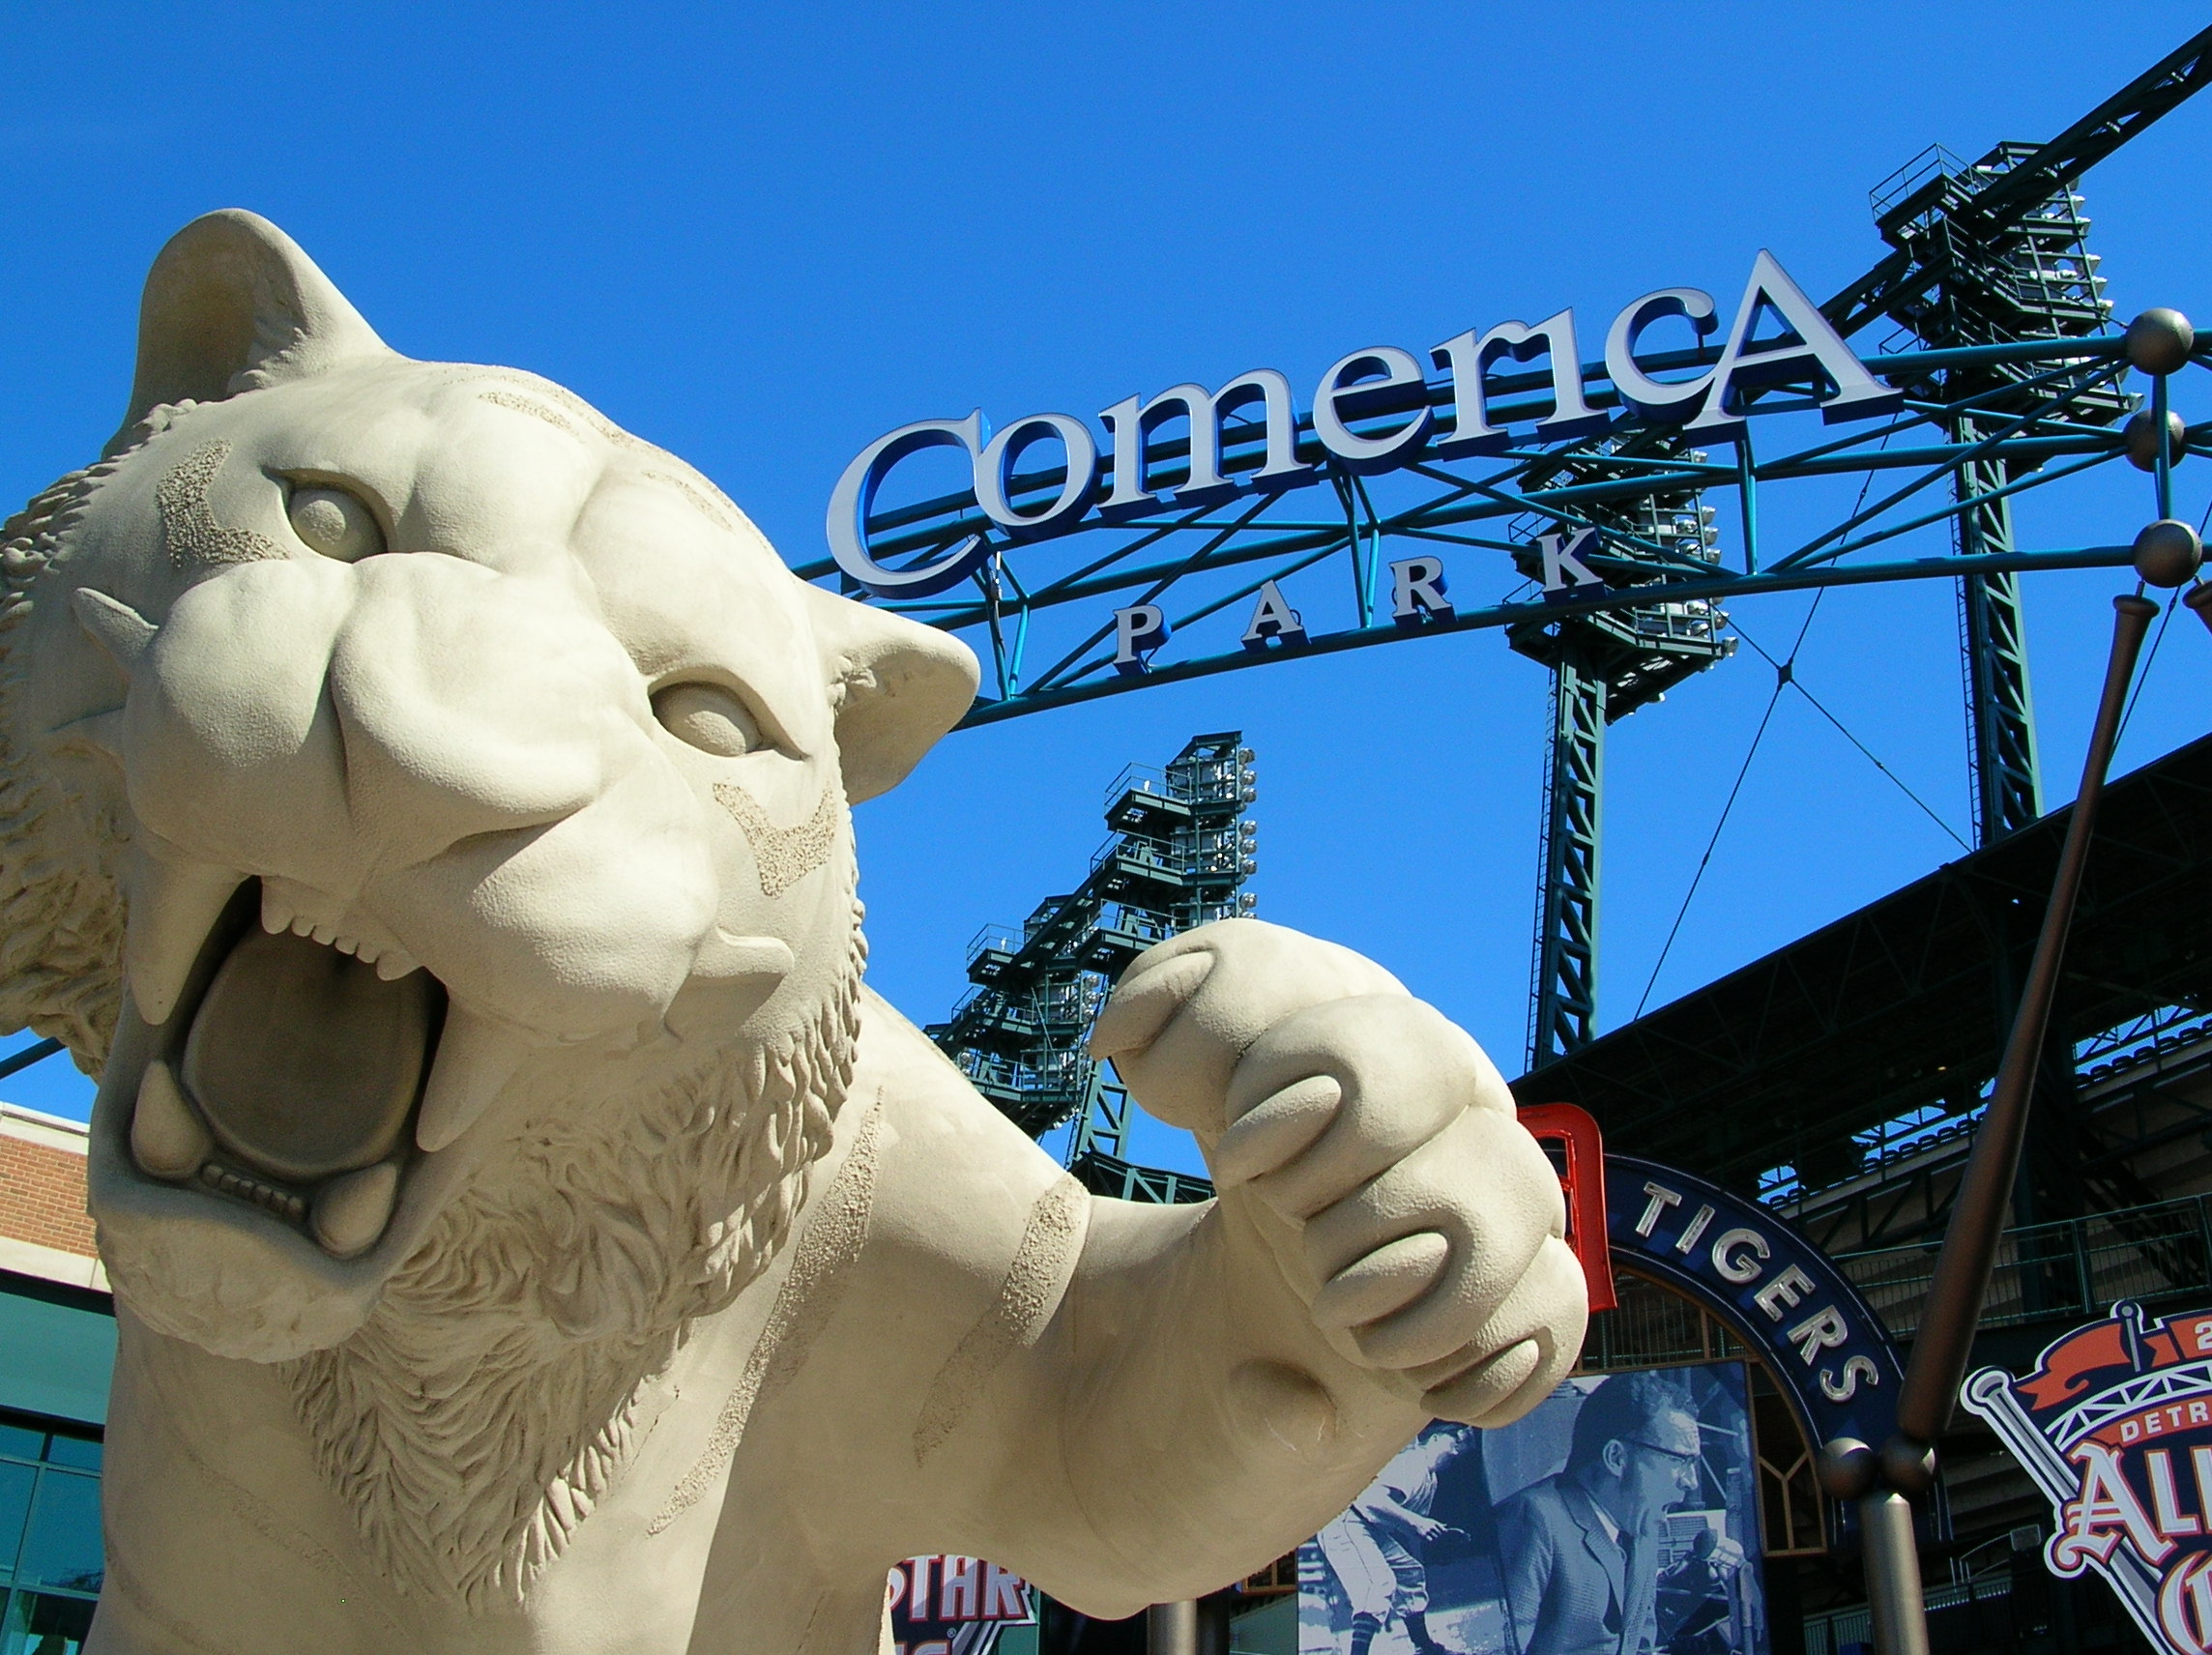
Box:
[1604, 1154, 1904, 1457]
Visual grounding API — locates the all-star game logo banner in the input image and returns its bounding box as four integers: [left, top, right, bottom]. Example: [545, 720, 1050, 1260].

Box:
[1964, 1302, 2212, 1654]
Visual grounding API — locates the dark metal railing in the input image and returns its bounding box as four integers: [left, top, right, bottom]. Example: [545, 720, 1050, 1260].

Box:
[1836, 1190, 2212, 1339]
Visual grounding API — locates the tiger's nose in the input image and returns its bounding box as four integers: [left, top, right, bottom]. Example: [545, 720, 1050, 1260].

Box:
[323, 554, 656, 868]
[101, 550, 718, 1042]
[113, 550, 660, 875]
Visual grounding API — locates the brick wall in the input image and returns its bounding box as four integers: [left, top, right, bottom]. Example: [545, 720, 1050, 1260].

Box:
[0, 1118, 96, 1260]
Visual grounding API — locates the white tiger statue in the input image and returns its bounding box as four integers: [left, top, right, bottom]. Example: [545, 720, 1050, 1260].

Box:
[0, 210, 1586, 1655]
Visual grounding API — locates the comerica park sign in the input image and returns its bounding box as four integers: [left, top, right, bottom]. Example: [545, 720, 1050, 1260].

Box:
[827, 250, 1903, 668]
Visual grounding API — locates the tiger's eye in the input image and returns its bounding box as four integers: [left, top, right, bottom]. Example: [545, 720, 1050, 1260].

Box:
[653, 682, 761, 757]
[288, 485, 385, 562]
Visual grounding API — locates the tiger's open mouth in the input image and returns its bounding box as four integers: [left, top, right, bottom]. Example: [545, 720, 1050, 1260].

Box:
[120, 881, 447, 1257]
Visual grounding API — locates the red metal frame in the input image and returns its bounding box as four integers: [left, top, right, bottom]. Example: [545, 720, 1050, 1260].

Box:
[1516, 1102, 1617, 1313]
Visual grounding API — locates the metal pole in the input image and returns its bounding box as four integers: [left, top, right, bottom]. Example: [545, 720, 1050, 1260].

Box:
[1839, 591, 2156, 1654]
[1147, 1600, 1199, 1655]
[1859, 1493, 1930, 1655]
[2153, 374, 2175, 522]
[1737, 424, 1760, 574]
[0, 1036, 63, 1082]
[1893, 592, 2156, 1446]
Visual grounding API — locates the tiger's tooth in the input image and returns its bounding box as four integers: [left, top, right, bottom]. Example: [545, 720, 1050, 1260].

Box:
[130, 1060, 210, 1180]
[416, 1008, 535, 1152]
[312, 1162, 400, 1258]
[72, 587, 158, 673]
[374, 947, 421, 982]
[125, 849, 243, 1025]
[335, 936, 359, 956]
[259, 888, 296, 935]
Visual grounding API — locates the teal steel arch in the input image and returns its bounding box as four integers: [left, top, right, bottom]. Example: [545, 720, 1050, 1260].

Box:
[803, 333, 2156, 731]
[797, 24, 2212, 1074]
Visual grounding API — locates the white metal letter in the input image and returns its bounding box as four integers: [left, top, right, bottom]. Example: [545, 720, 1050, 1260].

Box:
[826, 413, 991, 596]
[1604, 288, 1720, 423]
[1099, 370, 1309, 515]
[1674, 1204, 1716, 1256]
[1709, 1227, 1770, 1283]
[1114, 604, 1170, 675]
[1753, 1264, 1816, 1321]
[1388, 556, 1452, 624]
[975, 413, 1098, 537]
[1819, 1355, 1879, 1402]
[1539, 528, 1605, 594]
[1241, 580, 1307, 651]
[1633, 1182, 1682, 1237]
[1432, 309, 1604, 453]
[1312, 347, 1432, 472]
[1787, 1305, 1849, 1364]
[1685, 250, 1905, 432]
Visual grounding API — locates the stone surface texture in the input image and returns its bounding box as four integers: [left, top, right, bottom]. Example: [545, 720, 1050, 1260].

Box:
[0, 211, 1587, 1655]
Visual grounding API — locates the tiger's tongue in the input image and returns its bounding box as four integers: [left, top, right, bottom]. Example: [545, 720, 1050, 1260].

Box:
[180, 926, 438, 1186]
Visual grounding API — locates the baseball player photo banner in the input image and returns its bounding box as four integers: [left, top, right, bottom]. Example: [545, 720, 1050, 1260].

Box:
[1963, 1300, 2212, 1655]
[1299, 1362, 1767, 1655]
[886, 1554, 1038, 1655]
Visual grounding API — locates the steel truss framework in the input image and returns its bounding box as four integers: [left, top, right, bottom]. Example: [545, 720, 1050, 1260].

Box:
[827, 325, 2185, 1068]
[924, 733, 1255, 1198]
[1780, 1006, 2212, 1261]
[814, 336, 2170, 729]
[816, 7, 2212, 724]
[1510, 730, 2212, 1231]
[1531, 655, 1606, 1062]
[806, 24, 2212, 1076]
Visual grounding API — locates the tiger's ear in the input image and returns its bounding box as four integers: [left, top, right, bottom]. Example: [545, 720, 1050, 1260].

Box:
[798, 582, 979, 803]
[119, 210, 394, 442]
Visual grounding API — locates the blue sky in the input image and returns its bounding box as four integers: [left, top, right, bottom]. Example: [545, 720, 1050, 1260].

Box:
[4, 4, 2209, 1176]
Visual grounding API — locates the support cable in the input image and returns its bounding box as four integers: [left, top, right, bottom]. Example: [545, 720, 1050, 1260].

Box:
[1732, 622, 1973, 853]
[1632, 595, 1825, 1017]
[1632, 685, 1784, 1019]
[1732, 436, 1972, 852]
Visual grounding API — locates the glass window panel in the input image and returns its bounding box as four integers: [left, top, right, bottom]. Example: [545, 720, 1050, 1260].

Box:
[34, 1442, 94, 1475]
[5, 1584, 99, 1655]
[0, 1463, 33, 1584]
[15, 1473, 101, 1595]
[0, 1431, 41, 1466]
[0, 1295, 116, 1428]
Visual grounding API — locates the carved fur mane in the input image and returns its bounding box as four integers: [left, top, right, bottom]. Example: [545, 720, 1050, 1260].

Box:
[284, 903, 865, 1609]
[0, 404, 218, 1071]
